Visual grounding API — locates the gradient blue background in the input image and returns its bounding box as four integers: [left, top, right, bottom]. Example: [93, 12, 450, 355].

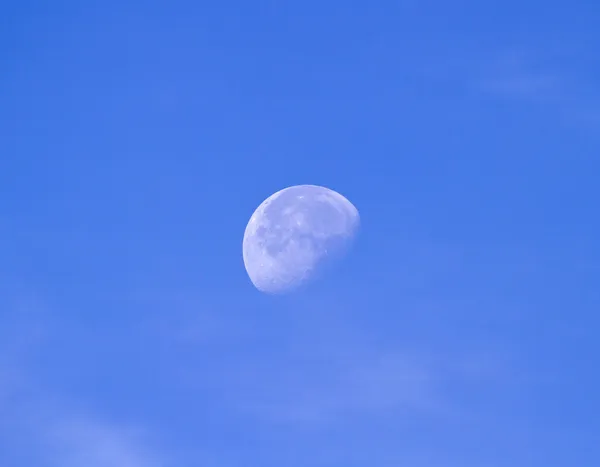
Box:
[1, 2, 598, 466]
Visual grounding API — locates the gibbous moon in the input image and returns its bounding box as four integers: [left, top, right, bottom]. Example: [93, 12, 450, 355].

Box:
[243, 184, 360, 294]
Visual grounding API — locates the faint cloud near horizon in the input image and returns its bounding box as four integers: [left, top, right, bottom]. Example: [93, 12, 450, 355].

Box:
[45, 415, 168, 467]
[168, 306, 515, 428]
[0, 300, 173, 467]
[0, 375, 173, 467]
[224, 349, 440, 424]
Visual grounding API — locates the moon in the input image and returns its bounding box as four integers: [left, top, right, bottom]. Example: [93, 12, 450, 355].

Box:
[242, 184, 360, 294]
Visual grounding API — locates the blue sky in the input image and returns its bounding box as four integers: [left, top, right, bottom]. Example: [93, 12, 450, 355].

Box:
[1, 2, 599, 466]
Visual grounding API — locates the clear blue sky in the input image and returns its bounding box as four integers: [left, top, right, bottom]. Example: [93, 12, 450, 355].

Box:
[1, 2, 598, 466]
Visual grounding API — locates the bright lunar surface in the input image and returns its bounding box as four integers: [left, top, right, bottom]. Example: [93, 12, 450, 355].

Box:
[243, 184, 360, 294]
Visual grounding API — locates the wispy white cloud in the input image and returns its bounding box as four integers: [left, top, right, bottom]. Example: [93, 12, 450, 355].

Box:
[222, 348, 444, 424]
[475, 47, 600, 128]
[0, 302, 173, 467]
[44, 415, 168, 467]
[0, 286, 522, 467]
[478, 50, 562, 100]
[2, 379, 172, 467]
[161, 296, 514, 428]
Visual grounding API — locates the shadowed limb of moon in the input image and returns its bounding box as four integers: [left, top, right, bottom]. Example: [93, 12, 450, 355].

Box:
[242, 184, 360, 294]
